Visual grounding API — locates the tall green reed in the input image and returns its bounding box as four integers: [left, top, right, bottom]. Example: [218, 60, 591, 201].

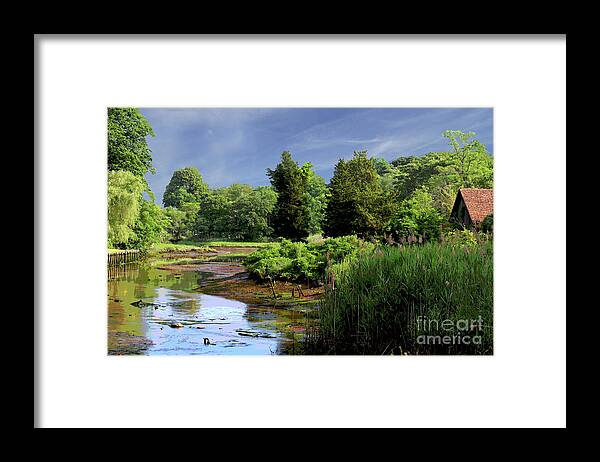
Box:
[306, 240, 493, 355]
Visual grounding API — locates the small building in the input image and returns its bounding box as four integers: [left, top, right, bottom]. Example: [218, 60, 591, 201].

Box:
[450, 188, 493, 230]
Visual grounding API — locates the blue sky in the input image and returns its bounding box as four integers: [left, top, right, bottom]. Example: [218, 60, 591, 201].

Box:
[140, 108, 493, 205]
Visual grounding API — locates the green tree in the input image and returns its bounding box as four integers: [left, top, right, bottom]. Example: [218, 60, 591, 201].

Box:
[107, 109, 168, 250]
[392, 153, 448, 200]
[194, 185, 277, 241]
[301, 163, 329, 235]
[107, 170, 145, 247]
[107, 108, 155, 183]
[371, 156, 398, 194]
[164, 202, 200, 242]
[372, 156, 394, 176]
[221, 183, 253, 201]
[390, 131, 493, 216]
[323, 151, 392, 239]
[163, 167, 208, 208]
[387, 187, 444, 240]
[229, 186, 277, 240]
[193, 190, 232, 239]
[428, 131, 493, 215]
[129, 199, 169, 249]
[164, 207, 187, 242]
[267, 151, 311, 241]
[442, 130, 493, 188]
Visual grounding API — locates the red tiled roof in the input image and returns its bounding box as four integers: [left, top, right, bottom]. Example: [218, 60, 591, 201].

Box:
[460, 188, 493, 223]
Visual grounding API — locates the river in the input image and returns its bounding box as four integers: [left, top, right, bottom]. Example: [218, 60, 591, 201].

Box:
[107, 248, 317, 355]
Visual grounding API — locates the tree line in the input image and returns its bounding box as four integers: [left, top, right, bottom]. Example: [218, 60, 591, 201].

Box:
[107, 108, 493, 250]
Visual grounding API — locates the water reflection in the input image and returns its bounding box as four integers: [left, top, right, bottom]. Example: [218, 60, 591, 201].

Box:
[108, 263, 306, 355]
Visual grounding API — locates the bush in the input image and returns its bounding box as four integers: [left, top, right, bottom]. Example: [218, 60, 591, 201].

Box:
[443, 228, 478, 248]
[317, 235, 363, 261]
[244, 235, 374, 284]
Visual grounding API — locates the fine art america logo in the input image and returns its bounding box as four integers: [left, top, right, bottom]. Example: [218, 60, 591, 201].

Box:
[416, 315, 484, 345]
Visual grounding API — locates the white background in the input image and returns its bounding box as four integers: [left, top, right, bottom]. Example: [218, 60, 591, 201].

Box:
[36, 35, 566, 428]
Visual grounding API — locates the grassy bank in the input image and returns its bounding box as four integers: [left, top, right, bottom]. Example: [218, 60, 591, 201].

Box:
[109, 240, 269, 255]
[197, 240, 274, 248]
[149, 242, 209, 253]
[306, 241, 493, 355]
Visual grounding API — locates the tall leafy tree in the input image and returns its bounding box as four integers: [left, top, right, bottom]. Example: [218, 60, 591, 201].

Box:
[372, 156, 394, 176]
[194, 190, 232, 239]
[221, 183, 254, 201]
[442, 130, 493, 188]
[386, 187, 444, 240]
[230, 186, 277, 240]
[392, 153, 448, 200]
[164, 202, 200, 242]
[323, 151, 392, 239]
[267, 152, 311, 241]
[322, 159, 354, 237]
[107, 108, 155, 183]
[428, 131, 493, 214]
[301, 163, 329, 235]
[163, 167, 208, 208]
[372, 156, 397, 194]
[107, 109, 169, 250]
[390, 131, 493, 216]
[129, 200, 169, 250]
[107, 170, 145, 247]
[108, 170, 169, 250]
[192, 185, 277, 241]
[164, 207, 188, 242]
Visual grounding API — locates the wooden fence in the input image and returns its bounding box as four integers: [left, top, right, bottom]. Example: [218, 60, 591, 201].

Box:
[108, 250, 141, 267]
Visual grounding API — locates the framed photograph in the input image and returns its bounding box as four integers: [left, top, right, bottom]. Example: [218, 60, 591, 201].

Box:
[35, 35, 566, 428]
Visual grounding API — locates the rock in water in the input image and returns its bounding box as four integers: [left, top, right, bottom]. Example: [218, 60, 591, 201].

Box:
[169, 323, 184, 328]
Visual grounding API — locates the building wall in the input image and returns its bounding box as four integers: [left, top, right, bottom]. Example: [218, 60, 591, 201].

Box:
[451, 198, 472, 229]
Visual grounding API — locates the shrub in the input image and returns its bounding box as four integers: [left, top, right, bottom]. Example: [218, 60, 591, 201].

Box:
[443, 228, 478, 248]
[243, 246, 288, 279]
[244, 235, 374, 284]
[316, 235, 363, 261]
[306, 234, 325, 245]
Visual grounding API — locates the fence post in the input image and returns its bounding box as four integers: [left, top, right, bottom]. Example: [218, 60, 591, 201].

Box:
[108, 249, 143, 267]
